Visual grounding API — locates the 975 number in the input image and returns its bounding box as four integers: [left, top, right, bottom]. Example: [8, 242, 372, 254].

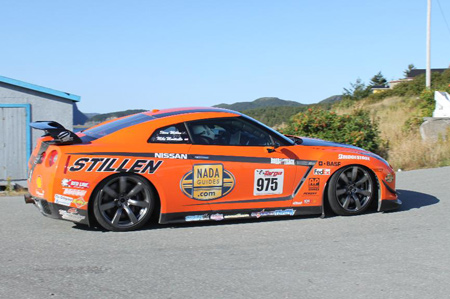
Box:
[256, 178, 278, 192]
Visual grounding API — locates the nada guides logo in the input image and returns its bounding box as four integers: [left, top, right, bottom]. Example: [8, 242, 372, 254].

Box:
[180, 164, 235, 201]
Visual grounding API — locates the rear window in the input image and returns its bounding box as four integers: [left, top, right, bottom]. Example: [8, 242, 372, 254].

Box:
[81, 114, 154, 142]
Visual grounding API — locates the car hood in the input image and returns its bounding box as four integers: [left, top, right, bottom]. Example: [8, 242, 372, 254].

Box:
[297, 137, 390, 167]
[299, 137, 365, 151]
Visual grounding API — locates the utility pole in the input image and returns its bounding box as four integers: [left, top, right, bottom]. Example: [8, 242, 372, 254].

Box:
[426, 0, 431, 88]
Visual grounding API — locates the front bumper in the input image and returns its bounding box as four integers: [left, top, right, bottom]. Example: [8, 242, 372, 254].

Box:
[24, 194, 89, 225]
[379, 198, 402, 212]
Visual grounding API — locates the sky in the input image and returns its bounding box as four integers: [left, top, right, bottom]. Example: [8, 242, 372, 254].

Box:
[1, 0, 450, 113]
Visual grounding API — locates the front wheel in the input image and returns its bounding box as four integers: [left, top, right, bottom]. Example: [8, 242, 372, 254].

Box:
[93, 174, 155, 231]
[327, 165, 375, 216]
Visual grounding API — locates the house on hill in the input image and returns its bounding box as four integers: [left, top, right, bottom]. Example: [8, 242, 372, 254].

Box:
[388, 67, 449, 88]
[406, 68, 448, 79]
[0, 75, 81, 184]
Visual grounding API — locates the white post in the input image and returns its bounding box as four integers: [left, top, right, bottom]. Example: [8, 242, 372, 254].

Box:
[426, 0, 431, 88]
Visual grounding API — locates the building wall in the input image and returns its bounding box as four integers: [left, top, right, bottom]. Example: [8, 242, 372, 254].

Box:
[0, 82, 75, 182]
[0, 82, 74, 150]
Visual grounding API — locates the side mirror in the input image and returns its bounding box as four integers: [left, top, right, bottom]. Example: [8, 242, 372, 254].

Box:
[266, 142, 280, 153]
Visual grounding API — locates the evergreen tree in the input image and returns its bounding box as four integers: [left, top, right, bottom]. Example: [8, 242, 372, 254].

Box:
[403, 64, 416, 78]
[369, 71, 387, 87]
[343, 78, 371, 100]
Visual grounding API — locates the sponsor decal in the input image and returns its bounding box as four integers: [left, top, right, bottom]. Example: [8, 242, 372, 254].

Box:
[385, 173, 394, 183]
[210, 213, 224, 221]
[57, 131, 74, 143]
[69, 158, 163, 174]
[185, 214, 210, 222]
[58, 209, 85, 222]
[224, 213, 250, 219]
[293, 201, 303, 205]
[302, 191, 317, 196]
[304, 199, 311, 204]
[36, 176, 43, 188]
[61, 179, 90, 189]
[313, 168, 331, 176]
[338, 154, 370, 161]
[254, 169, 284, 196]
[72, 197, 87, 208]
[271, 158, 295, 165]
[308, 178, 320, 191]
[154, 153, 187, 159]
[55, 194, 73, 207]
[180, 164, 235, 201]
[63, 188, 87, 197]
[251, 209, 296, 218]
[318, 161, 341, 167]
[35, 176, 45, 197]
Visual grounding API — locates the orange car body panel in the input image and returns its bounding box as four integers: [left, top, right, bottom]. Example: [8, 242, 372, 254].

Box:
[27, 108, 398, 226]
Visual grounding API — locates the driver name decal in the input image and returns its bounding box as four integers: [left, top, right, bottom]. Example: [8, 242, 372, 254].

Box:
[69, 157, 163, 174]
[180, 164, 235, 201]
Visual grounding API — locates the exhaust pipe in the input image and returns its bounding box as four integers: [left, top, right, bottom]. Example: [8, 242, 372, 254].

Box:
[24, 193, 35, 204]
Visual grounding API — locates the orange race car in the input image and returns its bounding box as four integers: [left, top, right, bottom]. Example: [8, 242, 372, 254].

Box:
[25, 107, 400, 231]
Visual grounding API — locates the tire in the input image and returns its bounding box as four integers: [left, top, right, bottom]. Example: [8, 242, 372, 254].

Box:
[93, 174, 155, 231]
[327, 165, 375, 216]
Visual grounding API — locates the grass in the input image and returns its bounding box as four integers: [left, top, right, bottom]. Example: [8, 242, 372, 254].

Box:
[334, 96, 450, 171]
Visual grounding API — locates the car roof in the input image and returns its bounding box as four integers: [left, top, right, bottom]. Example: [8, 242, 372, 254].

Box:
[142, 107, 241, 118]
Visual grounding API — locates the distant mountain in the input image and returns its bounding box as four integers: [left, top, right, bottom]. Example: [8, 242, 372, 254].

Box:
[84, 112, 100, 119]
[243, 106, 307, 128]
[318, 95, 343, 104]
[73, 103, 88, 125]
[214, 97, 304, 112]
[88, 109, 146, 123]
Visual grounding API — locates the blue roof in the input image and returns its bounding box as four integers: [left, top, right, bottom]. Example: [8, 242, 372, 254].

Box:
[0, 75, 80, 102]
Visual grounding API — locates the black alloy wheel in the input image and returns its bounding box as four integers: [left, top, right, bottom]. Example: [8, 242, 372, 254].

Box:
[93, 174, 155, 231]
[327, 165, 375, 216]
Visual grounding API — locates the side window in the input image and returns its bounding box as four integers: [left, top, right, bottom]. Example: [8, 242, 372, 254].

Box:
[186, 117, 274, 146]
[148, 123, 191, 144]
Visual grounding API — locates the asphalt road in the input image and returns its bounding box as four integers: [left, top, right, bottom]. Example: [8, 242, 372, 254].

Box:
[1, 167, 449, 299]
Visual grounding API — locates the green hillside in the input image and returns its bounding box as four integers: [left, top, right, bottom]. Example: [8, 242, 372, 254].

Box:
[214, 97, 304, 111]
[88, 109, 146, 123]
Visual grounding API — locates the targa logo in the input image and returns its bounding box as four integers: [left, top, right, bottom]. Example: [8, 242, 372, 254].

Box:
[180, 164, 235, 201]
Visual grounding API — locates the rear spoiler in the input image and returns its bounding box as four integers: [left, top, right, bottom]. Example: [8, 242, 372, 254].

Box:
[30, 121, 82, 145]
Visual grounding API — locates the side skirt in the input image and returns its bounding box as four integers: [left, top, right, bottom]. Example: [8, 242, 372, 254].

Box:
[159, 206, 322, 224]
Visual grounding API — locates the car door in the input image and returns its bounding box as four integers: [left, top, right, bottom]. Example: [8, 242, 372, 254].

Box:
[183, 116, 309, 215]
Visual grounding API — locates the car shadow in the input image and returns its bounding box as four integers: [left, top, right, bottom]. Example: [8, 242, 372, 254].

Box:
[391, 189, 439, 212]
[72, 214, 319, 232]
[71, 189, 440, 232]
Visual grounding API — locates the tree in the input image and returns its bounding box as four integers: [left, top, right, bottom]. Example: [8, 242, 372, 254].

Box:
[403, 64, 416, 78]
[343, 78, 371, 100]
[369, 71, 387, 87]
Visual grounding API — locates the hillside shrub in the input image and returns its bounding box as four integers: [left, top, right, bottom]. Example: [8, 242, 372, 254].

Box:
[283, 108, 382, 154]
[403, 89, 439, 131]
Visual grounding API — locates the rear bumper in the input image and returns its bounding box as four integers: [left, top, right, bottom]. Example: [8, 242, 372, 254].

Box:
[24, 194, 89, 225]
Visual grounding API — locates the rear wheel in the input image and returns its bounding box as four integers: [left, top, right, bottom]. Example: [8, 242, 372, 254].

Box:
[327, 165, 375, 216]
[93, 174, 155, 231]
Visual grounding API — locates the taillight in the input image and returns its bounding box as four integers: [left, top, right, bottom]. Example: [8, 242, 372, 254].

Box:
[48, 150, 58, 167]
